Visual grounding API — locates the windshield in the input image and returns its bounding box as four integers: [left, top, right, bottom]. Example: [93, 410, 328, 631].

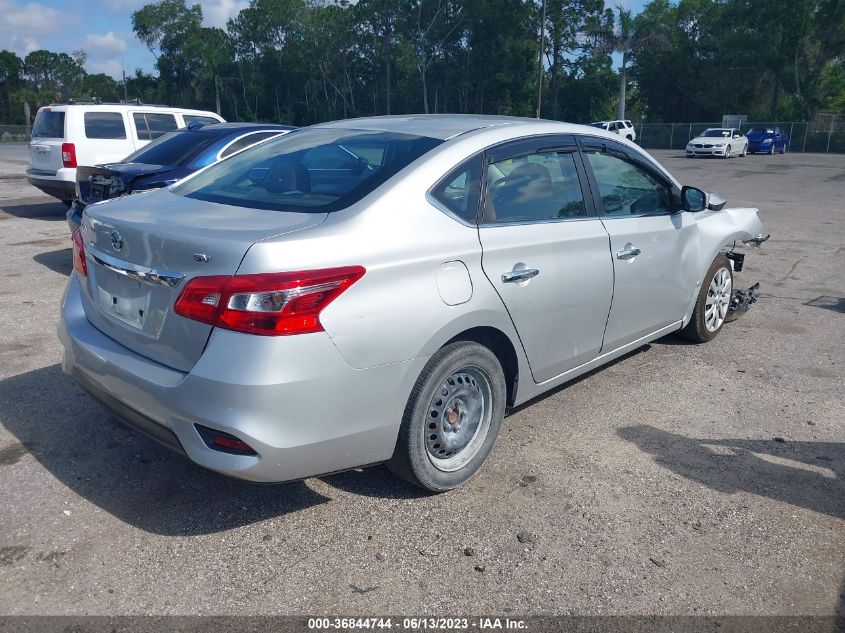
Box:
[32, 110, 65, 138]
[122, 129, 222, 166]
[702, 129, 731, 138]
[747, 127, 773, 135]
[174, 128, 443, 213]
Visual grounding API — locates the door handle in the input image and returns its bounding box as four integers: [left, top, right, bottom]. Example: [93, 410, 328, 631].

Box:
[616, 246, 641, 260]
[502, 268, 540, 283]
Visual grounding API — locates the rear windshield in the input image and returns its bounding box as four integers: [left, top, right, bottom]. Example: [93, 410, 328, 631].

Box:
[173, 128, 443, 213]
[123, 129, 222, 166]
[32, 110, 65, 138]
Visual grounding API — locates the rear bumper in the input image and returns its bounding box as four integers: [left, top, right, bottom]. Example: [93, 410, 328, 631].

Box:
[58, 273, 425, 483]
[26, 168, 76, 200]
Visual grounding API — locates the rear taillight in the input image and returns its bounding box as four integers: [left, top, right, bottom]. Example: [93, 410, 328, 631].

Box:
[174, 266, 365, 336]
[61, 142, 77, 168]
[194, 424, 257, 456]
[71, 229, 87, 276]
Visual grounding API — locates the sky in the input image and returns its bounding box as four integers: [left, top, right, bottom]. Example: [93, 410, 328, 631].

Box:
[0, 0, 649, 79]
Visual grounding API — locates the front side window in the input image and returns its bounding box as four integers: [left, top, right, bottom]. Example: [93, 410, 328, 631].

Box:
[84, 112, 126, 139]
[584, 150, 672, 217]
[484, 151, 587, 223]
[183, 115, 220, 127]
[430, 156, 482, 224]
[174, 128, 442, 213]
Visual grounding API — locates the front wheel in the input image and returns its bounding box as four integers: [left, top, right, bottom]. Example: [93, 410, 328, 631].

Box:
[387, 341, 506, 492]
[724, 145, 732, 159]
[681, 255, 733, 343]
[768, 143, 775, 155]
[779, 143, 787, 155]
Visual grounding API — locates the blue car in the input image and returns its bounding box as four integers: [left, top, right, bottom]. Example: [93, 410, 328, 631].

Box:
[67, 122, 295, 232]
[745, 126, 788, 155]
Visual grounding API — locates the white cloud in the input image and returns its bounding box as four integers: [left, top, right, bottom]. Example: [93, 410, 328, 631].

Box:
[199, 0, 249, 28]
[87, 58, 123, 77]
[83, 31, 128, 55]
[0, 0, 76, 55]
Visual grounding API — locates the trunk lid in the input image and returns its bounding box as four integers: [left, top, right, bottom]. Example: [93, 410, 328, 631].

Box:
[79, 189, 327, 371]
[29, 109, 66, 173]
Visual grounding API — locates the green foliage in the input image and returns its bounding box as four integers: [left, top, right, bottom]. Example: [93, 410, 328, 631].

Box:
[1, 0, 843, 127]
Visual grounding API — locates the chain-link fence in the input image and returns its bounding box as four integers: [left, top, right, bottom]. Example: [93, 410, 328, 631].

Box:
[636, 120, 845, 153]
[0, 125, 30, 142]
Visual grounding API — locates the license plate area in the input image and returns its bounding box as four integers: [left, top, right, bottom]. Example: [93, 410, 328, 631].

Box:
[91, 263, 167, 335]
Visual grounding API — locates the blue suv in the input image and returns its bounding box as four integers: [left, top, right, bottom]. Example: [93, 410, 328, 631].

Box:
[67, 122, 295, 232]
[746, 126, 788, 155]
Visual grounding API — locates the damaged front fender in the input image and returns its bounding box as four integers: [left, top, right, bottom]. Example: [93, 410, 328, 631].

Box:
[681, 207, 767, 326]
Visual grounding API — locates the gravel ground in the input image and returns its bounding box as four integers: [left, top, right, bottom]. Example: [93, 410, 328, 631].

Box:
[0, 143, 842, 617]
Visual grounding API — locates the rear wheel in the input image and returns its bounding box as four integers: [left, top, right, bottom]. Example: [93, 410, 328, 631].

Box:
[741, 144, 748, 157]
[681, 255, 733, 343]
[387, 341, 506, 492]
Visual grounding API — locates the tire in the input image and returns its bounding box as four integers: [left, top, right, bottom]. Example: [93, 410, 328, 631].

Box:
[741, 144, 748, 157]
[724, 145, 732, 159]
[680, 255, 733, 343]
[387, 341, 506, 492]
[779, 143, 787, 155]
[768, 143, 775, 155]
[61, 199, 73, 209]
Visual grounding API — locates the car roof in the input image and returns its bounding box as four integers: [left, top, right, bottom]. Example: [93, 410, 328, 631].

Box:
[313, 114, 613, 141]
[191, 122, 295, 133]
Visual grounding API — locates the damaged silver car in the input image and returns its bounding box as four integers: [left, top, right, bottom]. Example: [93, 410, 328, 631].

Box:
[59, 115, 767, 492]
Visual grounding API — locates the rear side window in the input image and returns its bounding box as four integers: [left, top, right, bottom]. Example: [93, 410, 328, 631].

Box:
[32, 111, 65, 138]
[134, 112, 178, 140]
[183, 115, 220, 127]
[430, 156, 482, 224]
[174, 128, 443, 213]
[84, 112, 126, 139]
[484, 151, 588, 223]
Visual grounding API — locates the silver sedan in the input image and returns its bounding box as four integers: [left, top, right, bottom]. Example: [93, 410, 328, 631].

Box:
[59, 115, 765, 492]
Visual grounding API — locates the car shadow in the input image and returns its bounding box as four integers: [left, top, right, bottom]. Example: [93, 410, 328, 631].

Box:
[33, 247, 72, 276]
[804, 295, 845, 314]
[618, 424, 844, 520]
[320, 466, 431, 500]
[0, 198, 67, 221]
[0, 365, 332, 535]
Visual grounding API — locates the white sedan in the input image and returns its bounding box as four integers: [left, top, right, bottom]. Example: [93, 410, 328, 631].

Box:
[686, 128, 748, 158]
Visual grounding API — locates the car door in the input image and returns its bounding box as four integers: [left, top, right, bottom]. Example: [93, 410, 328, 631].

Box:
[477, 135, 614, 383]
[579, 137, 698, 351]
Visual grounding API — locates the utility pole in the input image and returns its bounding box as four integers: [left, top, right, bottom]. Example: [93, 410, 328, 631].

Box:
[122, 66, 128, 102]
[535, 0, 547, 119]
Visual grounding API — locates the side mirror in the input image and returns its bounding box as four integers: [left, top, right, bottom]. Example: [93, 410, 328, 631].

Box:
[681, 186, 727, 212]
[681, 186, 707, 212]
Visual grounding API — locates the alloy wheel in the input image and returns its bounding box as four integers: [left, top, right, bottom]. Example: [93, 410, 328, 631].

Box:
[704, 267, 732, 332]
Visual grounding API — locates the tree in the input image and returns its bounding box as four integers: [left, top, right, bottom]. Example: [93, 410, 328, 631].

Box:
[592, 4, 667, 120]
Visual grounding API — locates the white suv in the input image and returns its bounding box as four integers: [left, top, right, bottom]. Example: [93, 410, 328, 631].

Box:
[26, 102, 224, 205]
[590, 119, 637, 142]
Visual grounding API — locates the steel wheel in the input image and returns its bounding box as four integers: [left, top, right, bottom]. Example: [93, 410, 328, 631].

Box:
[704, 267, 732, 332]
[387, 341, 506, 492]
[424, 367, 493, 472]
